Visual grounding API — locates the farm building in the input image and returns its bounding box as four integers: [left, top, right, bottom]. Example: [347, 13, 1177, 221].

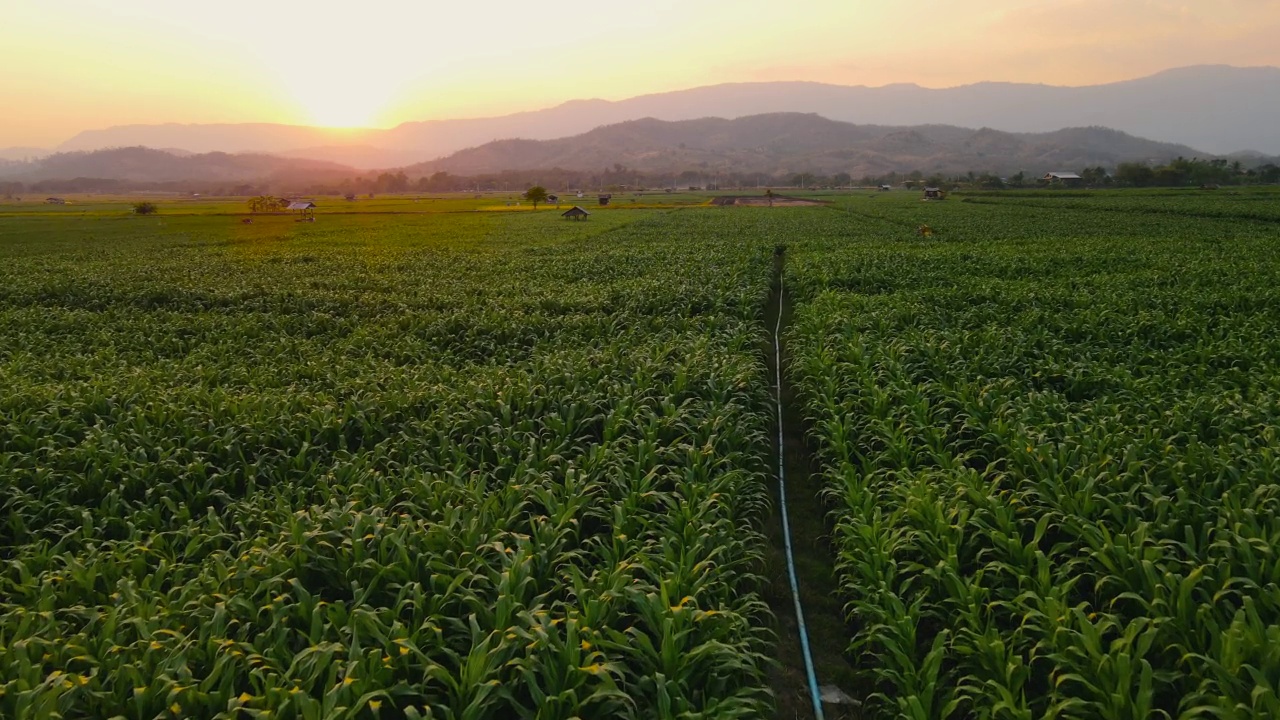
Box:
[1044, 172, 1084, 186]
[923, 187, 945, 200]
[562, 206, 590, 220]
[598, 194, 612, 206]
[546, 194, 559, 204]
[45, 197, 66, 204]
[879, 185, 892, 191]
[287, 200, 317, 220]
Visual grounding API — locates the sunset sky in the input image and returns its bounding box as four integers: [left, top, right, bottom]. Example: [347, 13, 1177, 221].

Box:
[3, 0, 1278, 147]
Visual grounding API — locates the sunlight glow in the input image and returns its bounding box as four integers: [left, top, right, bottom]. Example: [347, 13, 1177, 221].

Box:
[1, 0, 1277, 146]
[293, 82, 387, 129]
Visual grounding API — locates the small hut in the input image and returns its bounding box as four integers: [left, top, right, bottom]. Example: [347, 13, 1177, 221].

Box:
[598, 194, 612, 206]
[1044, 172, 1083, 187]
[45, 197, 66, 205]
[287, 200, 317, 221]
[562, 206, 590, 221]
[546, 194, 559, 204]
[922, 187, 945, 201]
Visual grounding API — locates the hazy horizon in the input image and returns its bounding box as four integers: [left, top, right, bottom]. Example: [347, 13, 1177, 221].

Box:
[4, 0, 1280, 148]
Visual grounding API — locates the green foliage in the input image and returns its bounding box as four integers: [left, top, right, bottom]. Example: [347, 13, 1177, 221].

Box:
[248, 195, 287, 213]
[786, 190, 1280, 718]
[1116, 156, 1255, 187]
[132, 201, 158, 215]
[0, 209, 778, 719]
[4, 190, 1280, 718]
[523, 186, 548, 209]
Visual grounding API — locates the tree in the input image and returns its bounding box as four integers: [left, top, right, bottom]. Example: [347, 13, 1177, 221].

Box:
[976, 173, 1004, 190]
[375, 172, 409, 193]
[1080, 166, 1109, 186]
[248, 196, 285, 213]
[133, 202, 158, 215]
[523, 185, 548, 209]
[1115, 162, 1155, 187]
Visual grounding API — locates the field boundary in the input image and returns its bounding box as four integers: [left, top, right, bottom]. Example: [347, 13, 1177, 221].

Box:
[762, 246, 859, 720]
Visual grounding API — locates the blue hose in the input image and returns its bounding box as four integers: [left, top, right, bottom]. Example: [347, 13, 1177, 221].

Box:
[774, 271, 825, 720]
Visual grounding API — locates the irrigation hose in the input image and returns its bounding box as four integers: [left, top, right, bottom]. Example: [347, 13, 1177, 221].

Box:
[774, 270, 826, 720]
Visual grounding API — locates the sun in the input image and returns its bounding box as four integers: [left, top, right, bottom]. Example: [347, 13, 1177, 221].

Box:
[288, 76, 396, 129]
[305, 99, 376, 129]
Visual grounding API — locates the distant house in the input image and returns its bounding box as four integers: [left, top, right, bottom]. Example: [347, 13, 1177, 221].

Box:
[879, 185, 892, 191]
[287, 200, 317, 220]
[343, 193, 356, 201]
[1044, 172, 1084, 186]
[546, 194, 559, 204]
[45, 197, 66, 205]
[562, 206, 590, 220]
[923, 187, 945, 200]
[598, 194, 612, 206]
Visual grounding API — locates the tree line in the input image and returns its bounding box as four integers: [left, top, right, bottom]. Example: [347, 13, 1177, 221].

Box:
[4, 157, 1277, 199]
[302, 158, 1280, 195]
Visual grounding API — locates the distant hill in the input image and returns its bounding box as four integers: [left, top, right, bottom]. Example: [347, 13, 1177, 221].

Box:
[0, 147, 50, 162]
[1, 118, 1212, 186]
[403, 114, 1205, 177]
[2, 146, 356, 184]
[52, 65, 1280, 166]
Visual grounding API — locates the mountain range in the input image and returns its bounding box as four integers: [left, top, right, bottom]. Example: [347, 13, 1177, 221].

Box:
[4, 113, 1243, 188]
[13, 65, 1278, 168]
[1, 146, 353, 184]
[406, 114, 1205, 177]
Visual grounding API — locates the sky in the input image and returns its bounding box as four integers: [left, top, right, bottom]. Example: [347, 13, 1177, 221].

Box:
[2, 0, 1278, 147]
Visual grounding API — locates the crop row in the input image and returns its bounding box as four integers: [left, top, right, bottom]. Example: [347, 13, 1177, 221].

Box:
[1, 210, 780, 719]
[787, 196, 1280, 718]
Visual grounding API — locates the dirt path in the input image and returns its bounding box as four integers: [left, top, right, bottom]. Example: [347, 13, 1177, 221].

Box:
[761, 247, 861, 719]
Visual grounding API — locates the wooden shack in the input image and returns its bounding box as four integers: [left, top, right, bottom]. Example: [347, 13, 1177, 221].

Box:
[562, 206, 590, 221]
[922, 187, 945, 201]
[287, 200, 317, 221]
[1044, 172, 1083, 187]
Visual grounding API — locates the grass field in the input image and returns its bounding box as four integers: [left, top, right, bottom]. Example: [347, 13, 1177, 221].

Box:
[2, 188, 1279, 719]
[0, 190, 735, 218]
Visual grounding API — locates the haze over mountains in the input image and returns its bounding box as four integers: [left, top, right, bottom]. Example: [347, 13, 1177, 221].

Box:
[21, 65, 1280, 169]
[2, 147, 353, 184]
[407, 114, 1205, 177]
[2, 114, 1236, 189]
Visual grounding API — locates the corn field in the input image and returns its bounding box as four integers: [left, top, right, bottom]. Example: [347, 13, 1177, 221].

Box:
[3, 189, 1280, 719]
[0, 210, 782, 719]
[788, 191, 1280, 719]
